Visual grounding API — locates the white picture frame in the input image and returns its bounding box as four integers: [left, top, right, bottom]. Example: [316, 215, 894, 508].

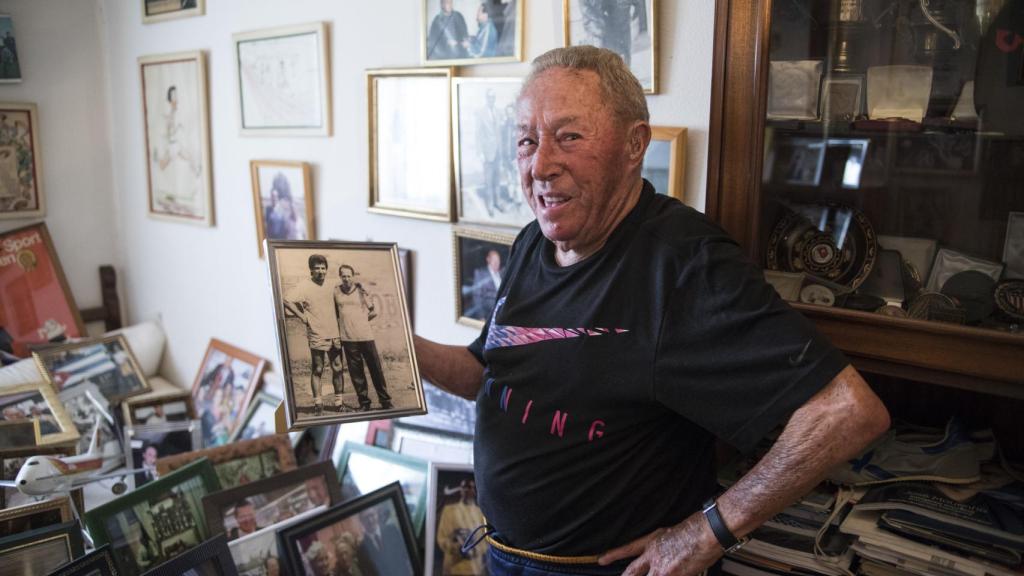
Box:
[563, 0, 658, 93]
[142, 0, 205, 25]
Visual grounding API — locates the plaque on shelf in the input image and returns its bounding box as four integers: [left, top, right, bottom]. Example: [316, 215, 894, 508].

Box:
[766, 204, 877, 290]
[877, 235, 938, 288]
[867, 65, 933, 122]
[925, 248, 1003, 293]
[767, 60, 824, 120]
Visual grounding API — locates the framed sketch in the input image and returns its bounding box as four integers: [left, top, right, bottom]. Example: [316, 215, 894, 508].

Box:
[821, 75, 864, 121]
[203, 461, 341, 539]
[230, 391, 281, 442]
[251, 160, 314, 256]
[123, 390, 196, 426]
[139, 50, 213, 225]
[564, 0, 657, 93]
[0, 522, 83, 576]
[0, 223, 84, 356]
[767, 60, 823, 120]
[398, 381, 476, 438]
[422, 0, 523, 65]
[47, 544, 119, 576]
[233, 22, 331, 136]
[0, 102, 42, 218]
[191, 338, 267, 447]
[33, 334, 151, 404]
[0, 17, 22, 83]
[0, 382, 78, 446]
[228, 504, 325, 576]
[142, 534, 238, 576]
[84, 458, 221, 575]
[0, 496, 74, 539]
[278, 482, 420, 576]
[0, 420, 39, 450]
[57, 381, 121, 471]
[125, 420, 202, 489]
[1004, 211, 1024, 280]
[453, 227, 515, 328]
[0, 446, 83, 511]
[643, 126, 687, 200]
[155, 434, 297, 489]
[453, 77, 531, 228]
[335, 441, 429, 536]
[368, 67, 454, 221]
[426, 463, 486, 576]
[142, 0, 205, 24]
[266, 240, 425, 430]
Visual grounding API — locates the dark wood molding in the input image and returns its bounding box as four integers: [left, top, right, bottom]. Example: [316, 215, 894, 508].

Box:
[80, 265, 122, 332]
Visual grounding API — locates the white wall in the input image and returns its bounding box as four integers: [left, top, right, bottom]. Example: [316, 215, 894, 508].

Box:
[97, 0, 716, 385]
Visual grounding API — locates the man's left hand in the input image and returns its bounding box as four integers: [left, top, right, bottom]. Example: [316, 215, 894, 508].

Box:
[598, 513, 721, 576]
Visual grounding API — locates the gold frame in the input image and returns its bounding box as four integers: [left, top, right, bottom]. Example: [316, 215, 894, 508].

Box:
[191, 338, 267, 445]
[0, 496, 74, 537]
[453, 226, 516, 329]
[0, 420, 41, 450]
[32, 333, 152, 405]
[0, 102, 45, 219]
[367, 67, 455, 222]
[250, 160, 315, 257]
[420, 0, 525, 66]
[154, 434, 296, 488]
[562, 0, 659, 94]
[122, 390, 197, 426]
[647, 126, 687, 200]
[142, 0, 205, 24]
[0, 382, 79, 447]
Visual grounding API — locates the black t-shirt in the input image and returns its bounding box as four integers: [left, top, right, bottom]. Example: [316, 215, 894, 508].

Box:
[467, 182, 848, 555]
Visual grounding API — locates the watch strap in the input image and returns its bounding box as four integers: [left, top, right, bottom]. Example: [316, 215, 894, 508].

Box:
[701, 498, 745, 553]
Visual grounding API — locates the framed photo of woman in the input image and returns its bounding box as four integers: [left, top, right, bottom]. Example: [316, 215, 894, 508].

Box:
[251, 160, 314, 257]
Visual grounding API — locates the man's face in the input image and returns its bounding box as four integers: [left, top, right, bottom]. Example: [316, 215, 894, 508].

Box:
[236, 505, 257, 533]
[441, 0, 452, 14]
[360, 508, 380, 531]
[340, 268, 354, 289]
[143, 446, 158, 465]
[306, 478, 328, 506]
[486, 250, 501, 272]
[516, 69, 638, 255]
[310, 263, 327, 283]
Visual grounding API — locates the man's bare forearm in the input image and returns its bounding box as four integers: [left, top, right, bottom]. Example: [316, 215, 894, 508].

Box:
[414, 335, 484, 400]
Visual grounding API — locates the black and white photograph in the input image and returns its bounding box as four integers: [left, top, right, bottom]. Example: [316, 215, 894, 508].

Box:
[422, 0, 522, 65]
[0, 16, 21, 83]
[267, 240, 425, 430]
[33, 334, 151, 404]
[426, 463, 487, 576]
[142, 0, 205, 24]
[564, 0, 657, 92]
[453, 228, 515, 328]
[126, 420, 202, 489]
[453, 77, 531, 228]
[0, 382, 78, 446]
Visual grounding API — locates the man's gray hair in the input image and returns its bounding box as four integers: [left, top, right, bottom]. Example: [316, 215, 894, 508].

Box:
[523, 46, 649, 124]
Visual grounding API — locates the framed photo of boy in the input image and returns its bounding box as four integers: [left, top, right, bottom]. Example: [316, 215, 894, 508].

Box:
[0, 223, 83, 357]
[422, 0, 523, 66]
[426, 463, 486, 576]
[0, 382, 79, 447]
[367, 67, 454, 222]
[266, 240, 425, 430]
[251, 160, 314, 256]
[453, 227, 514, 328]
[142, 0, 205, 24]
[643, 126, 687, 200]
[139, 50, 213, 225]
[0, 17, 23, 83]
[191, 338, 267, 447]
[233, 22, 331, 136]
[33, 334, 151, 404]
[563, 0, 658, 93]
[0, 102, 42, 218]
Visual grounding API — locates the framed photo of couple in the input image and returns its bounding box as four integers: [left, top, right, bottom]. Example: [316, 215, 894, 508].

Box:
[421, 0, 524, 66]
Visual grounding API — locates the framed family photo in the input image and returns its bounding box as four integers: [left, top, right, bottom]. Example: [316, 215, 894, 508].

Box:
[33, 334, 151, 404]
[191, 338, 267, 447]
[233, 22, 331, 136]
[0, 102, 42, 217]
[142, 0, 205, 24]
[251, 159, 314, 256]
[453, 227, 515, 328]
[266, 240, 425, 430]
[426, 463, 486, 576]
[123, 390, 196, 426]
[368, 67, 454, 221]
[156, 434, 297, 489]
[125, 419, 202, 489]
[230, 391, 281, 442]
[0, 17, 22, 83]
[139, 50, 213, 225]
[0, 522, 83, 576]
[336, 441, 429, 535]
[422, 0, 523, 65]
[48, 544, 119, 576]
[643, 126, 687, 200]
[564, 0, 658, 93]
[0, 381, 78, 446]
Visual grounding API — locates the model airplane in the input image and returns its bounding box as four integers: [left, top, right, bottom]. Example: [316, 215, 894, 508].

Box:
[14, 419, 130, 496]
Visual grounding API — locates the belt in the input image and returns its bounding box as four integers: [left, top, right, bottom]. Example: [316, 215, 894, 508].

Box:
[485, 535, 602, 566]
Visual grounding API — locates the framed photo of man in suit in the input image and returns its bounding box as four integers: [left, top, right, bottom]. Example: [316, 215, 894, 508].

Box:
[453, 227, 514, 328]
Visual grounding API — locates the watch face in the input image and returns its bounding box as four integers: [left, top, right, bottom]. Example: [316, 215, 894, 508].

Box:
[766, 203, 877, 290]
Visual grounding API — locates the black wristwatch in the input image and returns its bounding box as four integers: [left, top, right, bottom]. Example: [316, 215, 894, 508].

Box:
[701, 498, 748, 553]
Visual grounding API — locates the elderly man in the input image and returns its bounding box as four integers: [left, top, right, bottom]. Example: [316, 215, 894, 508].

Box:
[414, 45, 890, 575]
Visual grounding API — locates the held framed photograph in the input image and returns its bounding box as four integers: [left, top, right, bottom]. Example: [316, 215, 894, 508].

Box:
[643, 126, 687, 200]
[142, 0, 205, 24]
[278, 482, 420, 576]
[0, 222, 84, 356]
[0, 522, 84, 576]
[453, 227, 515, 328]
[139, 50, 213, 225]
[125, 420, 202, 489]
[266, 240, 425, 430]
[335, 441, 429, 536]
[367, 67, 454, 221]
[564, 0, 658, 93]
[422, 0, 523, 65]
[0, 382, 78, 446]
[426, 463, 487, 576]
[33, 334, 151, 404]
[821, 75, 865, 122]
[230, 391, 281, 442]
[453, 77, 532, 228]
[233, 22, 331, 136]
[47, 544, 119, 576]
[0, 16, 22, 83]
[156, 434, 297, 489]
[251, 160, 314, 256]
[123, 390, 196, 426]
[0, 102, 42, 217]
[191, 338, 267, 447]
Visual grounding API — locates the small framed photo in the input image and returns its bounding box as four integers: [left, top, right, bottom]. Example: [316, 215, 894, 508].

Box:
[453, 77, 532, 228]
[48, 544, 119, 576]
[453, 227, 515, 328]
[765, 137, 826, 187]
[0, 446, 83, 511]
[192, 338, 267, 447]
[33, 334, 151, 404]
[143, 534, 238, 576]
[0, 223, 84, 355]
[233, 22, 331, 136]
[293, 424, 340, 467]
[278, 482, 420, 576]
[767, 60, 824, 120]
[123, 390, 196, 426]
[229, 504, 325, 576]
[251, 160, 315, 256]
[156, 434, 297, 489]
[0, 382, 78, 446]
[0, 420, 40, 450]
[0, 16, 23, 83]
[84, 458, 221, 575]
[125, 420, 202, 489]
[142, 0, 205, 24]
[203, 461, 342, 540]
[267, 240, 425, 430]
[398, 381, 476, 439]
[367, 67, 454, 221]
[335, 441, 429, 536]
[1004, 211, 1024, 280]
[426, 463, 486, 576]
[0, 496, 74, 539]
[0, 521, 84, 576]
[139, 50, 213, 225]
[230, 391, 281, 442]
[0, 102, 42, 218]
[57, 381, 121, 470]
[422, 0, 523, 65]
[391, 422, 473, 465]
[643, 126, 687, 200]
[564, 0, 658, 93]
[821, 75, 865, 121]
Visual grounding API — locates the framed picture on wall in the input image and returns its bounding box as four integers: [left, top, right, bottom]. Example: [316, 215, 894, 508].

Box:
[191, 338, 267, 447]
[0, 102, 43, 218]
[453, 227, 515, 328]
[233, 22, 331, 136]
[563, 0, 658, 93]
[453, 77, 532, 228]
[142, 0, 205, 24]
[251, 160, 314, 256]
[0, 17, 23, 83]
[367, 67, 454, 221]
[422, 0, 523, 65]
[643, 126, 687, 200]
[139, 50, 213, 225]
[0, 382, 79, 447]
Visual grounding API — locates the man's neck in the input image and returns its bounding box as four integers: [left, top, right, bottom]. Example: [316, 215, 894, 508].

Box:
[311, 277, 324, 286]
[552, 177, 644, 267]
